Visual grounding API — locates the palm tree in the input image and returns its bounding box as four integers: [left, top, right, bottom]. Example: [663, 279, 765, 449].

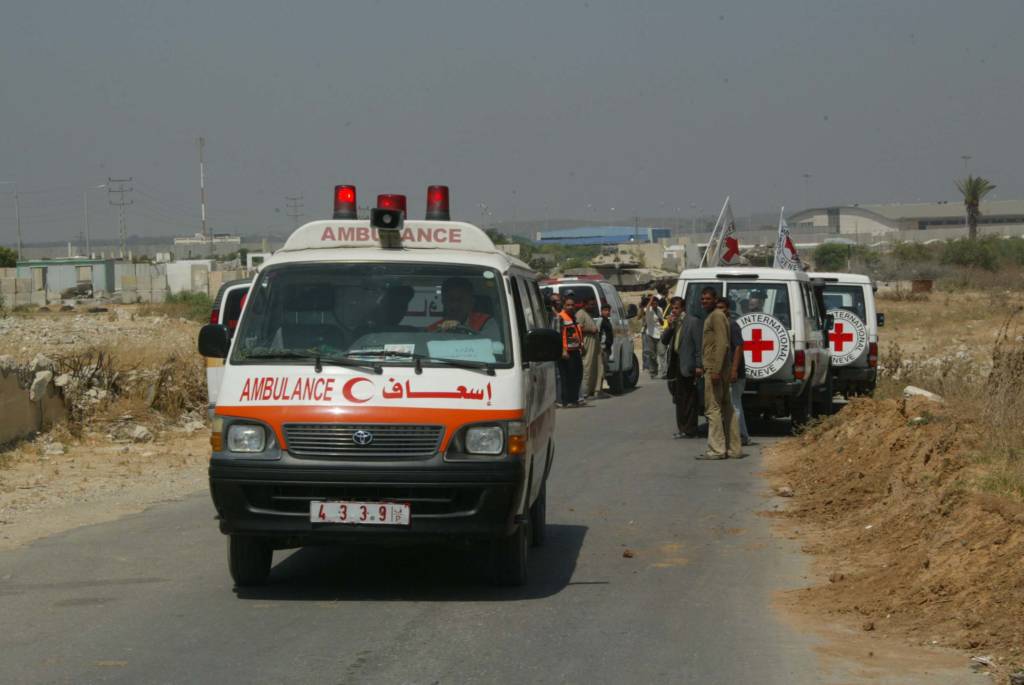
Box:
[955, 175, 996, 240]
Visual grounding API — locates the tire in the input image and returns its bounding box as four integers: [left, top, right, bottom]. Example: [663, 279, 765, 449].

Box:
[228, 535, 272, 587]
[813, 367, 834, 417]
[530, 481, 547, 548]
[607, 371, 624, 395]
[623, 353, 640, 389]
[790, 383, 813, 434]
[489, 519, 529, 586]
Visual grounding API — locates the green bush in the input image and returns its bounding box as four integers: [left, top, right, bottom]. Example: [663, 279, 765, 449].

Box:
[812, 243, 853, 271]
[890, 241, 938, 263]
[165, 291, 213, 322]
[0, 246, 16, 268]
[940, 238, 999, 271]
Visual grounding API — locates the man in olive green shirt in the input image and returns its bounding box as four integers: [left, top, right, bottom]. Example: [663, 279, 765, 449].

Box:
[699, 288, 742, 459]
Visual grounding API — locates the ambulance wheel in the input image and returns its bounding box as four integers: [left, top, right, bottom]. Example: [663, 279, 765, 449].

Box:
[490, 519, 529, 586]
[530, 482, 547, 548]
[228, 535, 272, 587]
[623, 353, 640, 389]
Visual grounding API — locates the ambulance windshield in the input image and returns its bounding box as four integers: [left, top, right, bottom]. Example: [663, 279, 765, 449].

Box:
[231, 262, 512, 367]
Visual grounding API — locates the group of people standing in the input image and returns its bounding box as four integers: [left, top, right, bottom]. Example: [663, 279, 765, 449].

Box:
[550, 291, 614, 408]
[652, 288, 752, 459]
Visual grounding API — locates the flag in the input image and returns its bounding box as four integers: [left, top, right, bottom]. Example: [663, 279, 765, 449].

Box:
[773, 207, 803, 271]
[700, 197, 740, 267]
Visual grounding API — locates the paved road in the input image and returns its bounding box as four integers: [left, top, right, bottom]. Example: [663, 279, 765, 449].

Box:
[0, 381, 972, 684]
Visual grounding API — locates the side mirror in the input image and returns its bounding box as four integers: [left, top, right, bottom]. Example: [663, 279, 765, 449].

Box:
[626, 303, 639, 319]
[525, 328, 562, 363]
[877, 312, 885, 327]
[198, 324, 232, 358]
[825, 313, 835, 330]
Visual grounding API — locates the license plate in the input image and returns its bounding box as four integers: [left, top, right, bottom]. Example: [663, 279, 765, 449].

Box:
[310, 501, 411, 526]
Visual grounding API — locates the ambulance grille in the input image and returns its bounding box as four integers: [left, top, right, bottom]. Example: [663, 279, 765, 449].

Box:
[282, 423, 444, 459]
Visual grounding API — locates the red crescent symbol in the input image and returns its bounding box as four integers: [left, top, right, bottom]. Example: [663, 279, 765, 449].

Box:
[342, 377, 373, 403]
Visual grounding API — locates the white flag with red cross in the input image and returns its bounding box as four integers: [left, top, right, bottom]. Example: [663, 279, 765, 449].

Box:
[701, 197, 740, 267]
[773, 207, 803, 271]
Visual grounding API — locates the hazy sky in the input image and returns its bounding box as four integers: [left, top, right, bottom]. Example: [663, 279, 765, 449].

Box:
[2, 0, 1022, 243]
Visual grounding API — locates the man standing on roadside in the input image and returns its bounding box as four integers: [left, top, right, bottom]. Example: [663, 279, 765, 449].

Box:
[577, 298, 600, 401]
[692, 286, 717, 413]
[662, 296, 702, 438]
[700, 293, 742, 459]
[557, 292, 584, 407]
[642, 294, 664, 379]
[655, 287, 671, 378]
[597, 303, 614, 398]
[717, 297, 750, 446]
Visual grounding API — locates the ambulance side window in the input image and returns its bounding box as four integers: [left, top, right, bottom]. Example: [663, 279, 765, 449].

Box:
[527, 280, 549, 329]
[510, 277, 530, 355]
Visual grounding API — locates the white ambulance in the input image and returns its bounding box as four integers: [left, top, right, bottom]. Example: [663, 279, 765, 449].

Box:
[809, 271, 881, 397]
[198, 186, 561, 587]
[675, 267, 833, 428]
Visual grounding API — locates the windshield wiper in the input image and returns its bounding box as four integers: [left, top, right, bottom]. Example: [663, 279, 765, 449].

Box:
[347, 349, 496, 376]
[240, 351, 382, 375]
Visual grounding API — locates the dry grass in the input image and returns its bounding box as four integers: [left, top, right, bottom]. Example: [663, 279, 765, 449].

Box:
[876, 308, 1024, 501]
[48, 344, 206, 435]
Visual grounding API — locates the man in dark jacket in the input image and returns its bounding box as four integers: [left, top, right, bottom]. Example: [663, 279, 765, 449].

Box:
[717, 297, 750, 445]
[662, 296, 702, 438]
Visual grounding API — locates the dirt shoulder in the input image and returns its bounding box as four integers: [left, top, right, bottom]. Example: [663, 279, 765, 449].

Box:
[765, 397, 1024, 677]
[0, 429, 210, 550]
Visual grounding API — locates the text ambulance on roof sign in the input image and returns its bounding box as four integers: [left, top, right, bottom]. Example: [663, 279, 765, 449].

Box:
[279, 220, 495, 253]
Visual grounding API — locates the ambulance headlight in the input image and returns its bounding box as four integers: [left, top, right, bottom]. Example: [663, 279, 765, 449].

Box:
[227, 424, 267, 453]
[464, 426, 504, 456]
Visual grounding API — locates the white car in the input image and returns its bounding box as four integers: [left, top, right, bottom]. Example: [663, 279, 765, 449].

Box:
[675, 267, 833, 428]
[809, 271, 881, 397]
[540, 276, 640, 394]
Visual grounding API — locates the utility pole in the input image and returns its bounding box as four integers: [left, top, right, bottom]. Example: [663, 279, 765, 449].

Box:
[14, 190, 20, 261]
[285, 195, 304, 229]
[107, 178, 133, 259]
[198, 137, 208, 249]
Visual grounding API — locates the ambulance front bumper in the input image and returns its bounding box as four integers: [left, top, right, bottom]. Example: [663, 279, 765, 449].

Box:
[208, 457, 525, 545]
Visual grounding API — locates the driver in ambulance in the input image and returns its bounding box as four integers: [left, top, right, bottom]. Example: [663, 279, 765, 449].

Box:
[427, 276, 499, 338]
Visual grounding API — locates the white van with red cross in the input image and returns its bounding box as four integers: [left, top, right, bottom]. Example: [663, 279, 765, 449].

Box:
[198, 186, 561, 588]
[675, 267, 834, 427]
[809, 272, 881, 397]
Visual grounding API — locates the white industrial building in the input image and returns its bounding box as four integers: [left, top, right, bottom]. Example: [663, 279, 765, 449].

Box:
[788, 200, 1024, 238]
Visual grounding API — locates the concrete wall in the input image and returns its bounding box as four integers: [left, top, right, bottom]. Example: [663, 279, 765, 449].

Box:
[18, 237, 284, 261]
[0, 365, 66, 445]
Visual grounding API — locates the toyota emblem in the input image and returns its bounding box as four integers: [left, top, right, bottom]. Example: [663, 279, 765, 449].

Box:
[352, 429, 374, 446]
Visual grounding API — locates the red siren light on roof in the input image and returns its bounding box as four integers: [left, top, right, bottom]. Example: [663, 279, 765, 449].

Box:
[376, 194, 407, 217]
[425, 185, 450, 221]
[333, 185, 357, 219]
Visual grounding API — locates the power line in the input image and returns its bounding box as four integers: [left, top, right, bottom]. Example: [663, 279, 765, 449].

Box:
[285, 195, 304, 229]
[108, 178, 133, 259]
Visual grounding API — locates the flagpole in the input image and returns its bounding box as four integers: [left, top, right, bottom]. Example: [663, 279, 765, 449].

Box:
[699, 196, 731, 268]
[773, 207, 785, 269]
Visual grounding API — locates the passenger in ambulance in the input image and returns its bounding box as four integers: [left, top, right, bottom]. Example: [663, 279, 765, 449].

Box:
[427, 277, 499, 338]
[274, 284, 348, 352]
[356, 284, 417, 336]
